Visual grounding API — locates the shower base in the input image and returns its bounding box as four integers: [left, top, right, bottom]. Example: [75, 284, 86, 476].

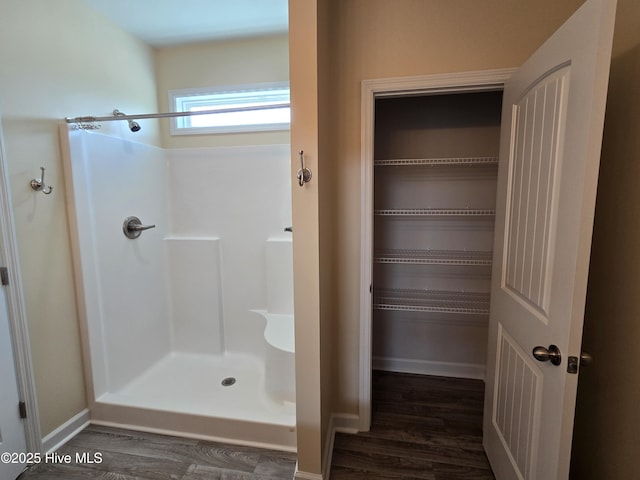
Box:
[90, 352, 296, 451]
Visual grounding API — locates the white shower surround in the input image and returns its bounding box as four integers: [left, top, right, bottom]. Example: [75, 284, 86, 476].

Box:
[61, 127, 295, 449]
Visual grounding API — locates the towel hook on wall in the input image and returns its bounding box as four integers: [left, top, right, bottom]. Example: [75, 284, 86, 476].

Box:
[30, 166, 53, 195]
[297, 150, 312, 187]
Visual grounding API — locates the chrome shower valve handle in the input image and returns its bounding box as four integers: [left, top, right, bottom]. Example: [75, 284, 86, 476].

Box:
[123, 216, 156, 239]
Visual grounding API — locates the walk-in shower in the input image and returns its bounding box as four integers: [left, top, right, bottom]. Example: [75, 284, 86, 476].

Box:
[60, 108, 296, 450]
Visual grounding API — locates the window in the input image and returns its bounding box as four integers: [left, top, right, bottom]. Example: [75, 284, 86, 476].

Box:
[169, 82, 290, 135]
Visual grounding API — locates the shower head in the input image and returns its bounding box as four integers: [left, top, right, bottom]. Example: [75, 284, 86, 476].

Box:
[112, 109, 141, 133]
[128, 120, 141, 132]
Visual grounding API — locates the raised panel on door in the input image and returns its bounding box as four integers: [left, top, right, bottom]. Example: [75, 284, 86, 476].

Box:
[504, 66, 568, 323]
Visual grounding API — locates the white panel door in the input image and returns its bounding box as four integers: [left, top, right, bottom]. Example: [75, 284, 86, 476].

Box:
[0, 265, 28, 480]
[483, 0, 617, 478]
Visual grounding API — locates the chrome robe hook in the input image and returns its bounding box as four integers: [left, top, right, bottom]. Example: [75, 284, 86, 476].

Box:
[30, 167, 53, 195]
[297, 150, 312, 187]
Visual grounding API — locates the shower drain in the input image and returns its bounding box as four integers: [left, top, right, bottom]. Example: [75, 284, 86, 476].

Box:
[221, 377, 236, 387]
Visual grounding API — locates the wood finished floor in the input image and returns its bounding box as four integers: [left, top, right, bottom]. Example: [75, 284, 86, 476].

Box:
[17, 371, 493, 480]
[18, 425, 297, 480]
[330, 371, 496, 480]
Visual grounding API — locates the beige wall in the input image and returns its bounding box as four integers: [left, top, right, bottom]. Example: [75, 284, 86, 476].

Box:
[571, 0, 640, 476]
[328, 0, 585, 414]
[317, 0, 339, 474]
[154, 35, 290, 149]
[289, 1, 341, 475]
[288, 0, 323, 475]
[0, 0, 159, 436]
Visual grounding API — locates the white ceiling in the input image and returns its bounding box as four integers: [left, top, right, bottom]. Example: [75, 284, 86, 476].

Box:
[83, 0, 289, 47]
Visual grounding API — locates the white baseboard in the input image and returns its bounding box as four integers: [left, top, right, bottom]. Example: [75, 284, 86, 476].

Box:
[294, 413, 360, 480]
[332, 413, 359, 435]
[41, 409, 90, 453]
[373, 356, 486, 380]
[294, 467, 324, 480]
[323, 414, 360, 480]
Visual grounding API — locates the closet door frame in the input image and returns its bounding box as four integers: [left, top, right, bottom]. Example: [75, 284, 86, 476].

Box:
[358, 68, 516, 431]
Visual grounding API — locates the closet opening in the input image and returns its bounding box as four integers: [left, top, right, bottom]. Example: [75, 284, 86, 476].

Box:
[372, 90, 502, 378]
[359, 69, 515, 432]
[370, 89, 503, 412]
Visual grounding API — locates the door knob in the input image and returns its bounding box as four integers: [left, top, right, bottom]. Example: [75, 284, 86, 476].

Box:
[532, 344, 562, 366]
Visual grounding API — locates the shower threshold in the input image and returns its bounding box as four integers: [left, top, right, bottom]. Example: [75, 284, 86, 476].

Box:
[92, 352, 296, 451]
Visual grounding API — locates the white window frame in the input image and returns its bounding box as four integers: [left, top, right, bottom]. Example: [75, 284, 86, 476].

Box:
[169, 82, 290, 136]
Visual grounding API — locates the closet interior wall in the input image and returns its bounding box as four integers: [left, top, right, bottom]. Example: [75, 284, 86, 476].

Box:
[372, 91, 503, 379]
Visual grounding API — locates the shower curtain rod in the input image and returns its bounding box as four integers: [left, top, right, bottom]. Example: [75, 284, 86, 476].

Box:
[64, 102, 290, 124]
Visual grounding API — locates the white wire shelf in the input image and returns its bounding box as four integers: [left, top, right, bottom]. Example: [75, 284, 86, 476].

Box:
[374, 249, 493, 266]
[373, 288, 490, 315]
[374, 156, 499, 167]
[374, 208, 495, 217]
